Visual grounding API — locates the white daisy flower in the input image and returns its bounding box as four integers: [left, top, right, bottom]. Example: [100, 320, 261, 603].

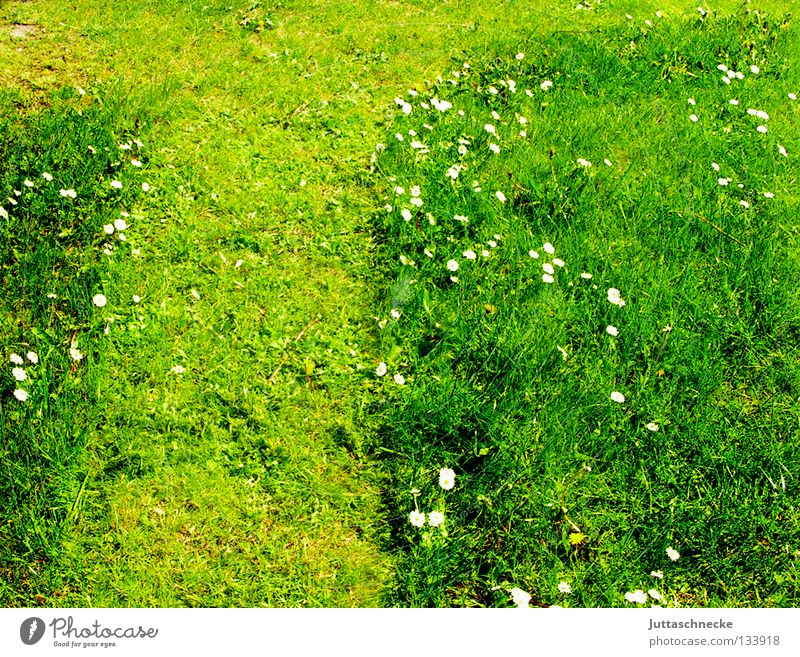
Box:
[625, 590, 647, 604]
[607, 288, 625, 307]
[439, 468, 456, 490]
[510, 587, 531, 608]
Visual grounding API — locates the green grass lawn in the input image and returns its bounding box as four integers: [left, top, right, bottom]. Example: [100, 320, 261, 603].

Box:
[0, 0, 798, 607]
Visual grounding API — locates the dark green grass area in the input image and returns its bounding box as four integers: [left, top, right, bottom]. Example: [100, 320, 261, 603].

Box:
[0, 90, 152, 603]
[371, 8, 800, 607]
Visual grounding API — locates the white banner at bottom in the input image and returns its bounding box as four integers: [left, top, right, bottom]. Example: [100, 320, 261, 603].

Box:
[1, 608, 797, 656]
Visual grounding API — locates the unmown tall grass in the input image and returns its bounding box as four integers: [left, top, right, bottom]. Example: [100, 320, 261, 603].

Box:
[371, 8, 800, 607]
[0, 88, 151, 603]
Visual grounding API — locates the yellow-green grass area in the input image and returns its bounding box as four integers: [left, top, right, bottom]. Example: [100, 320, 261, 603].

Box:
[0, 0, 796, 607]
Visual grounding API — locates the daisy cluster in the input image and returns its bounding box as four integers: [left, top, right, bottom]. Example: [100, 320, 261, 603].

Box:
[623, 547, 681, 606]
[2, 104, 155, 403]
[374, 50, 666, 427]
[407, 467, 456, 531]
[685, 55, 793, 206]
[7, 351, 38, 402]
